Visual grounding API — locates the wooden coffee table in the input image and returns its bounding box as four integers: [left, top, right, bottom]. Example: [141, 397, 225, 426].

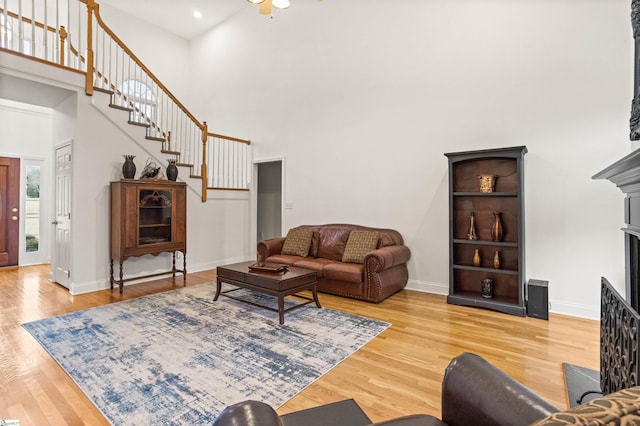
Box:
[215, 260, 321, 324]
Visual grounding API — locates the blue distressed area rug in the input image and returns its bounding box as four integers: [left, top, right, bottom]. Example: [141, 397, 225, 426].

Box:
[22, 283, 390, 425]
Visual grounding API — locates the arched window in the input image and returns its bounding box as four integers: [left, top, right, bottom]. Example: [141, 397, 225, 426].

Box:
[119, 80, 157, 127]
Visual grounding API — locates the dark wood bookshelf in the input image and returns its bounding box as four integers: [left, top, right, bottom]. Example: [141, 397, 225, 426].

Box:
[445, 146, 527, 316]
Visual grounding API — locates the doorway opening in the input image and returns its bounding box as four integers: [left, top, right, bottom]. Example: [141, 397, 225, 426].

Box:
[256, 160, 283, 243]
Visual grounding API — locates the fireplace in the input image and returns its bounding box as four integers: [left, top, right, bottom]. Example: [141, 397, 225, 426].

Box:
[600, 277, 640, 394]
[587, 0, 640, 395]
[594, 148, 640, 394]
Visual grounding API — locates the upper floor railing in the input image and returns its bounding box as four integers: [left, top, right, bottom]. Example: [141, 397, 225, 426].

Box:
[0, 0, 251, 200]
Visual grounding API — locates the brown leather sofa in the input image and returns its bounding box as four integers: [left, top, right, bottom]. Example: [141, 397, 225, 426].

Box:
[257, 224, 411, 303]
[212, 352, 640, 425]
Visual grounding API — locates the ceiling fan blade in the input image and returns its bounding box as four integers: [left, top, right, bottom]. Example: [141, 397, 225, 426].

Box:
[259, 0, 273, 14]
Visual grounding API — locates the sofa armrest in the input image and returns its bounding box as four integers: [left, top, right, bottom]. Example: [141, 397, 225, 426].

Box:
[364, 245, 411, 272]
[441, 353, 559, 426]
[257, 237, 286, 262]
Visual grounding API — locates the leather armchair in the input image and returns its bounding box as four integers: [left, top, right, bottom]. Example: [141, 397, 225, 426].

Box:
[212, 352, 559, 426]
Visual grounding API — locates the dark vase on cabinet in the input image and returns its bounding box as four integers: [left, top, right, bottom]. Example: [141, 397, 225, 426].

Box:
[166, 159, 178, 181]
[444, 146, 527, 316]
[122, 155, 136, 179]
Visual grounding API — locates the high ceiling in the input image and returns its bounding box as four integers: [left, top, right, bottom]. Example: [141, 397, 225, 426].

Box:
[98, 0, 247, 40]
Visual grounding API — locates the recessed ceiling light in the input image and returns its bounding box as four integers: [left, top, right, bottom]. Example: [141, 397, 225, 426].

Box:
[193, 10, 202, 19]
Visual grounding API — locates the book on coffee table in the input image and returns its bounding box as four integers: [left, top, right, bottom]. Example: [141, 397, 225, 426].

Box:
[248, 262, 289, 273]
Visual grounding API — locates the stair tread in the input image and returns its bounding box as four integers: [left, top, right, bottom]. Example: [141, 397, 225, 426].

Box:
[94, 87, 114, 95]
[161, 150, 180, 155]
[207, 186, 249, 191]
[128, 121, 150, 128]
[176, 163, 193, 167]
[109, 104, 133, 112]
[146, 136, 165, 142]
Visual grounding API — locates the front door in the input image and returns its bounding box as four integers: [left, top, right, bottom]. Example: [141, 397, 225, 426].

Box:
[51, 143, 72, 288]
[0, 157, 20, 266]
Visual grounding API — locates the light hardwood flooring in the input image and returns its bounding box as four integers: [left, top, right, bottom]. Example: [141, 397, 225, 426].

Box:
[0, 265, 599, 425]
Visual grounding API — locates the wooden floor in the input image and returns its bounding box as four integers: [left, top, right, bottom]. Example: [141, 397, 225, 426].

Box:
[0, 265, 599, 425]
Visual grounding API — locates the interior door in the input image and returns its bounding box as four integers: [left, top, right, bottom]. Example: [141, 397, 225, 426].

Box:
[0, 157, 21, 266]
[51, 143, 72, 287]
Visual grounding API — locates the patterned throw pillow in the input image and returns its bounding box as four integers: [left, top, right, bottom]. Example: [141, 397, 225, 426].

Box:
[342, 231, 379, 264]
[280, 228, 313, 257]
[531, 386, 640, 425]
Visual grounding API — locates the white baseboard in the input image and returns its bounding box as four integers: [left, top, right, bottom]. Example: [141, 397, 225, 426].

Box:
[546, 300, 599, 321]
[404, 279, 599, 321]
[68, 257, 253, 295]
[406, 279, 448, 295]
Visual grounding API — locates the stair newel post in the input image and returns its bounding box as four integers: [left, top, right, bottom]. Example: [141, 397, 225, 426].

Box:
[58, 26, 67, 65]
[84, 0, 96, 95]
[201, 122, 208, 202]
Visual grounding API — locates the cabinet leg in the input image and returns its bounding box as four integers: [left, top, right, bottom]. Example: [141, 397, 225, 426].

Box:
[172, 252, 176, 278]
[110, 259, 114, 290]
[183, 253, 187, 284]
[119, 261, 124, 294]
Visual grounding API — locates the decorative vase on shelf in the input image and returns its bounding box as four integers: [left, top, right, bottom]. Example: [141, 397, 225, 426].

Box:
[473, 249, 481, 267]
[478, 175, 497, 193]
[491, 212, 504, 242]
[467, 212, 478, 240]
[481, 278, 494, 298]
[166, 159, 178, 181]
[493, 250, 501, 269]
[122, 155, 136, 179]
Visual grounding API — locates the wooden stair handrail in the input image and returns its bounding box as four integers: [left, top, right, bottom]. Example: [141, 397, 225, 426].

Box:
[79, 0, 204, 131]
[207, 132, 251, 144]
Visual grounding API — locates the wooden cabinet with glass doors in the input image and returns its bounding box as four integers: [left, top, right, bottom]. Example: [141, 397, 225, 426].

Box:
[110, 179, 186, 293]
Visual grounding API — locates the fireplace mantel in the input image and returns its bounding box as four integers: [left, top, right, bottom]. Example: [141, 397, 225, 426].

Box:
[593, 148, 640, 193]
[594, 148, 640, 310]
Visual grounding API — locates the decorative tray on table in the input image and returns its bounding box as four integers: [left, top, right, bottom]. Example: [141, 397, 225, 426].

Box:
[248, 262, 289, 273]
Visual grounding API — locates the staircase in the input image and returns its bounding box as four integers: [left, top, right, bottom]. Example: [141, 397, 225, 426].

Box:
[0, 0, 251, 202]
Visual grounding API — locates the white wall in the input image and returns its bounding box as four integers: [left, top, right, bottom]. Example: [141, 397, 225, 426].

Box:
[188, 0, 632, 319]
[0, 100, 52, 157]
